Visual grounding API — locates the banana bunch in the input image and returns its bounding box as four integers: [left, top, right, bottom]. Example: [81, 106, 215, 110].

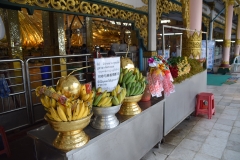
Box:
[39, 87, 57, 110]
[79, 84, 95, 109]
[93, 85, 126, 107]
[46, 99, 89, 122]
[119, 68, 146, 97]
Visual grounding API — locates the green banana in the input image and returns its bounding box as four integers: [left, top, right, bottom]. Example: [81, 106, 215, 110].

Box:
[129, 85, 136, 96]
[122, 71, 133, 84]
[123, 68, 128, 75]
[126, 87, 130, 97]
[119, 73, 123, 84]
[125, 74, 136, 85]
[122, 82, 126, 89]
[127, 82, 133, 91]
[112, 96, 120, 105]
[93, 93, 103, 106]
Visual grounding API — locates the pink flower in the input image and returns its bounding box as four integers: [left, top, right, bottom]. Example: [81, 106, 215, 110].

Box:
[148, 57, 154, 64]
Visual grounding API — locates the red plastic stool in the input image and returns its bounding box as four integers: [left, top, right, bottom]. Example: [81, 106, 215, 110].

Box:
[0, 126, 10, 158]
[195, 92, 215, 119]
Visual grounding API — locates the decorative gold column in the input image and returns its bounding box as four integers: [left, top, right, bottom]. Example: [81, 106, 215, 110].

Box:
[221, 0, 234, 68]
[234, 8, 240, 57]
[50, 12, 67, 76]
[4, 9, 23, 59]
[181, 0, 202, 58]
[42, 11, 54, 56]
[85, 17, 93, 52]
[2, 9, 22, 83]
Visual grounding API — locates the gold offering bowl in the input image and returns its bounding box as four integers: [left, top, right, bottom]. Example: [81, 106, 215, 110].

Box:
[119, 94, 143, 116]
[44, 113, 93, 152]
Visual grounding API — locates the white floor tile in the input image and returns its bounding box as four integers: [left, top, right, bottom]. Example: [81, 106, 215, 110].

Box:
[199, 143, 225, 159]
[177, 139, 203, 152]
[231, 127, 240, 135]
[204, 136, 228, 148]
[213, 123, 232, 132]
[229, 133, 240, 143]
[222, 149, 240, 160]
[234, 120, 240, 128]
[226, 140, 240, 152]
[208, 129, 230, 139]
[168, 147, 196, 160]
[156, 143, 176, 155]
[216, 118, 235, 126]
[219, 113, 237, 121]
[193, 153, 220, 160]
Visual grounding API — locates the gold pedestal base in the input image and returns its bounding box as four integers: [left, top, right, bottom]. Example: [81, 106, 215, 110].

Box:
[119, 94, 143, 116]
[53, 130, 89, 151]
[45, 113, 93, 151]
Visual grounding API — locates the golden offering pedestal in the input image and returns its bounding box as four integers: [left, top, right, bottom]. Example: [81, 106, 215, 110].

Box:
[119, 94, 143, 115]
[44, 113, 93, 152]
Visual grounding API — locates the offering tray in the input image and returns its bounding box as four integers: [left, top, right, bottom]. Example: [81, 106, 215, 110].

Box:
[119, 94, 143, 115]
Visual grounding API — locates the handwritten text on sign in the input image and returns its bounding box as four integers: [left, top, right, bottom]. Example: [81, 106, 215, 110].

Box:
[94, 57, 120, 92]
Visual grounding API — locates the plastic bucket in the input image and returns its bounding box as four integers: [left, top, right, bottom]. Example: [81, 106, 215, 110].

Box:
[40, 66, 52, 86]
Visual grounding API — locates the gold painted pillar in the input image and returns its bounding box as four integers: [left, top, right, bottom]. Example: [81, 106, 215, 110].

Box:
[85, 17, 93, 52]
[221, 0, 234, 67]
[2, 9, 22, 83]
[234, 9, 240, 57]
[181, 0, 202, 58]
[50, 12, 67, 76]
[42, 11, 54, 56]
[4, 9, 22, 59]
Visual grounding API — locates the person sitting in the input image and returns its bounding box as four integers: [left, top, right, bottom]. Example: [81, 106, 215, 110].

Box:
[107, 50, 116, 57]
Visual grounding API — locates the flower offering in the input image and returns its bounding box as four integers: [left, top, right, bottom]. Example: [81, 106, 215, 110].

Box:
[147, 56, 175, 97]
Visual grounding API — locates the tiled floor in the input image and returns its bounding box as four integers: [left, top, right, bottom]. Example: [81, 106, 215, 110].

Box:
[142, 74, 240, 160]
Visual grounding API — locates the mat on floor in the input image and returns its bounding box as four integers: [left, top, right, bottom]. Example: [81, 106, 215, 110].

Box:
[223, 76, 239, 84]
[207, 74, 231, 86]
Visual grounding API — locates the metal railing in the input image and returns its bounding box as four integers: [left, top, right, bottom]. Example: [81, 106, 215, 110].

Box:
[25, 54, 91, 123]
[0, 59, 30, 132]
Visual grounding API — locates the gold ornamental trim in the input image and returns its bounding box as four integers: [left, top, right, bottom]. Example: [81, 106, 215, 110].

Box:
[182, 31, 202, 58]
[222, 60, 229, 65]
[223, 39, 231, 48]
[156, 0, 182, 28]
[202, 16, 210, 34]
[181, 0, 190, 30]
[143, 51, 157, 58]
[9, 0, 149, 46]
[236, 39, 240, 45]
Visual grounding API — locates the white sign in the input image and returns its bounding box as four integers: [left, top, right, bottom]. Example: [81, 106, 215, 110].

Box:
[94, 57, 120, 92]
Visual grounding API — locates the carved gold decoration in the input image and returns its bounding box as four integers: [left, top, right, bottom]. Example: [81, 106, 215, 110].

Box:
[10, 0, 148, 46]
[156, 0, 182, 28]
[182, 31, 202, 58]
[222, 60, 229, 64]
[143, 51, 157, 58]
[102, 0, 134, 9]
[181, 0, 190, 31]
[202, 16, 210, 34]
[223, 39, 231, 48]
[213, 22, 224, 30]
[236, 39, 240, 45]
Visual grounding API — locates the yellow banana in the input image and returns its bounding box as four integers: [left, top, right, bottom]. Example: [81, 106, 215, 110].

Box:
[80, 85, 86, 97]
[50, 98, 56, 108]
[111, 90, 117, 97]
[44, 95, 51, 108]
[97, 87, 102, 93]
[101, 97, 112, 107]
[72, 100, 80, 120]
[57, 102, 66, 113]
[40, 95, 48, 108]
[86, 92, 94, 101]
[101, 91, 108, 99]
[82, 94, 90, 101]
[57, 106, 68, 122]
[77, 102, 85, 120]
[116, 84, 121, 93]
[117, 92, 123, 104]
[46, 113, 54, 120]
[97, 96, 109, 107]
[49, 107, 62, 122]
[82, 105, 89, 117]
[66, 107, 72, 121]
